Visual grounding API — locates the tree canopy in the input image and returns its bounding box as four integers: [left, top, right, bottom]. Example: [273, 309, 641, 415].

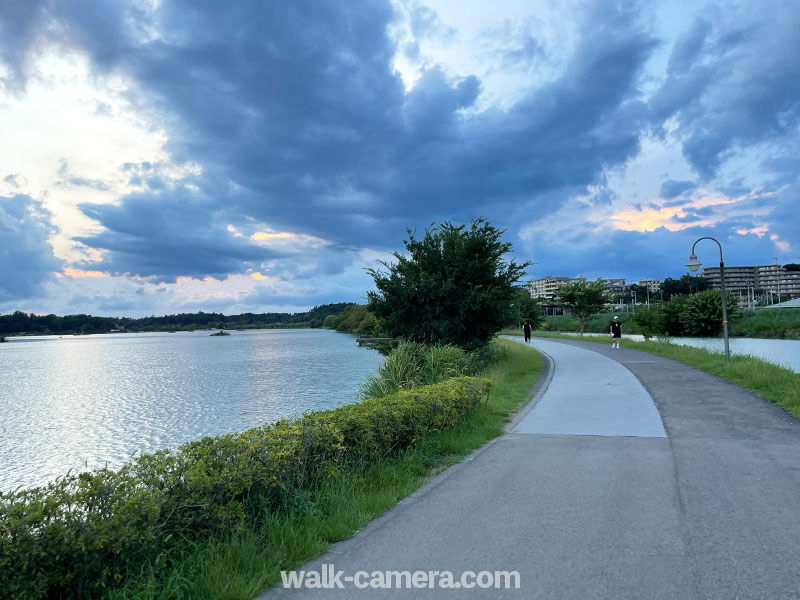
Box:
[556, 279, 609, 334]
[661, 274, 710, 300]
[366, 219, 529, 351]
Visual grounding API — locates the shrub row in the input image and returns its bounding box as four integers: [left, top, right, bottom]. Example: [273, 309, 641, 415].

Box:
[0, 376, 490, 599]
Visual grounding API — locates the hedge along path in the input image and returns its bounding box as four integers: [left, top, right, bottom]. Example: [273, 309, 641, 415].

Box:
[0, 376, 491, 600]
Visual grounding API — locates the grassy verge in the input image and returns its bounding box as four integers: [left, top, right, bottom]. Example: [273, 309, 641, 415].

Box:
[502, 330, 800, 418]
[732, 308, 800, 339]
[104, 339, 543, 599]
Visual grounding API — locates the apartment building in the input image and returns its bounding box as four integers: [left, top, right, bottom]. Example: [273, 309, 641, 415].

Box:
[604, 278, 627, 295]
[701, 265, 800, 298]
[638, 279, 662, 293]
[528, 276, 585, 300]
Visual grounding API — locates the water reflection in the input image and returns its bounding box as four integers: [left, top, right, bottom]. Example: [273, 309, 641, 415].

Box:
[0, 329, 383, 492]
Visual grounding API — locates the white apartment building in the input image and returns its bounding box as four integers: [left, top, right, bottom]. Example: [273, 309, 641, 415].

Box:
[528, 276, 585, 300]
[638, 279, 662, 293]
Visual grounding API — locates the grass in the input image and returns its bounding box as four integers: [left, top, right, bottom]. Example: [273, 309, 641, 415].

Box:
[732, 308, 800, 339]
[502, 330, 800, 418]
[103, 339, 543, 599]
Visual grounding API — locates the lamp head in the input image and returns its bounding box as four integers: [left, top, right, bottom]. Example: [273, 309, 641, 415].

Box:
[686, 252, 701, 272]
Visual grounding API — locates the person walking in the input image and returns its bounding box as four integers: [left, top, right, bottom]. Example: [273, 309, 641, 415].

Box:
[610, 315, 622, 349]
[523, 320, 532, 343]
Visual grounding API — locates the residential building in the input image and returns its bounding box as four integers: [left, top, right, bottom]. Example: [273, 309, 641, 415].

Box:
[528, 275, 585, 300]
[638, 279, 661, 293]
[603, 278, 627, 296]
[701, 265, 800, 299]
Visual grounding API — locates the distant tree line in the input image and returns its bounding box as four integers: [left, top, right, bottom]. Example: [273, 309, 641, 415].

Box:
[0, 303, 354, 335]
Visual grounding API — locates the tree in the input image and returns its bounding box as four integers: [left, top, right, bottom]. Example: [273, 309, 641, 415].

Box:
[661, 274, 710, 300]
[366, 219, 530, 351]
[509, 286, 542, 329]
[556, 279, 609, 335]
[680, 289, 740, 336]
[632, 305, 666, 339]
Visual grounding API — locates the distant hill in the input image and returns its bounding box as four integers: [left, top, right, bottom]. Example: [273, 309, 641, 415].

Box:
[0, 303, 355, 335]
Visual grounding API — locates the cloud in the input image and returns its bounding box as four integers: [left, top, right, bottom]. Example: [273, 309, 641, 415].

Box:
[4, 0, 660, 282]
[74, 185, 286, 283]
[0, 194, 62, 301]
[660, 179, 696, 199]
[3, 0, 797, 316]
[648, 3, 800, 179]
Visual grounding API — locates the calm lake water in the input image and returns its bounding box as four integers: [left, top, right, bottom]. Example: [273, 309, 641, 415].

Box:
[556, 332, 800, 373]
[0, 329, 383, 492]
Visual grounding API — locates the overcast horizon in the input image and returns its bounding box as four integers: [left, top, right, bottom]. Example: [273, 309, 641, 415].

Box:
[2, 0, 798, 318]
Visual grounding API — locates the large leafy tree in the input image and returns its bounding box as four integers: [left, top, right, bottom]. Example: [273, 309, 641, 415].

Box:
[556, 279, 609, 335]
[367, 219, 530, 351]
[661, 274, 710, 300]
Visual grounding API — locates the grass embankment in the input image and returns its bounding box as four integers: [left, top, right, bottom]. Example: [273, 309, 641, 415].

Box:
[731, 308, 800, 339]
[503, 330, 800, 418]
[103, 339, 542, 599]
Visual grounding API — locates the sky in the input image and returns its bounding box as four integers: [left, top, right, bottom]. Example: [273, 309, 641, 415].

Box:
[1, 0, 798, 317]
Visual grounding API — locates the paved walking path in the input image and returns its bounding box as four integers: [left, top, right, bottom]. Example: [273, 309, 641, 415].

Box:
[263, 338, 800, 599]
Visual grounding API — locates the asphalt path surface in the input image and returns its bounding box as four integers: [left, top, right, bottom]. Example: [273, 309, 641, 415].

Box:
[262, 337, 800, 599]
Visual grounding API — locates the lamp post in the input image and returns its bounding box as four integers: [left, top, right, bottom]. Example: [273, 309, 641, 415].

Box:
[774, 257, 781, 304]
[687, 237, 730, 364]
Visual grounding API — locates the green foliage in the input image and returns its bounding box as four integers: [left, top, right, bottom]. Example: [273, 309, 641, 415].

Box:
[677, 289, 739, 336]
[0, 304, 355, 335]
[358, 342, 479, 400]
[731, 308, 800, 339]
[508, 287, 542, 329]
[0, 377, 489, 599]
[632, 306, 666, 339]
[555, 279, 609, 334]
[367, 219, 530, 351]
[660, 274, 709, 301]
[324, 304, 383, 336]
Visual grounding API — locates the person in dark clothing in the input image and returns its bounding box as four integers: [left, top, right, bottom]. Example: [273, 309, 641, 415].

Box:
[610, 315, 622, 349]
[523, 320, 532, 343]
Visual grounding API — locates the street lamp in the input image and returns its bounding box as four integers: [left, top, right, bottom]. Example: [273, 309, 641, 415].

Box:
[774, 257, 781, 304]
[687, 237, 730, 364]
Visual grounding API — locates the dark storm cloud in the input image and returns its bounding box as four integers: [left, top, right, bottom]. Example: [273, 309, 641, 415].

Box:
[0, 194, 62, 301]
[1, 1, 684, 282]
[75, 187, 285, 283]
[649, 3, 800, 179]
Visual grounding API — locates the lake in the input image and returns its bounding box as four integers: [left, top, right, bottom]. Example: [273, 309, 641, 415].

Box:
[0, 329, 384, 492]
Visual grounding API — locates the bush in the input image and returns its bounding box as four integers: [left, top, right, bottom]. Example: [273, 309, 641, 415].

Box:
[358, 342, 480, 400]
[632, 306, 666, 339]
[0, 377, 489, 599]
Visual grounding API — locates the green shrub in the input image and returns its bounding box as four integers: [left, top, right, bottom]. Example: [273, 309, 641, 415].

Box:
[358, 342, 479, 400]
[632, 306, 666, 338]
[0, 377, 489, 599]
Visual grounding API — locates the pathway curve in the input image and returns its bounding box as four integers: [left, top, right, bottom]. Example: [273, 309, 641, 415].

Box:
[262, 338, 800, 600]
